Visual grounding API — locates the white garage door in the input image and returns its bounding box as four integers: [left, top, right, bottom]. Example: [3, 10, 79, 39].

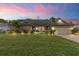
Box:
[56, 27, 71, 35]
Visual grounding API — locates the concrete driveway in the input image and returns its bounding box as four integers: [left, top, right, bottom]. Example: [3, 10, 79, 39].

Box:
[57, 34, 79, 43]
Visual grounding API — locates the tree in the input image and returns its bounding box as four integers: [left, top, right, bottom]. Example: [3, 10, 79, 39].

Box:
[10, 20, 20, 27]
[49, 17, 57, 23]
[0, 19, 7, 23]
[9, 20, 21, 32]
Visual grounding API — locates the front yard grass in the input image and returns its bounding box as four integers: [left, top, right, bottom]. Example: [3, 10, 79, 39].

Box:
[0, 33, 79, 55]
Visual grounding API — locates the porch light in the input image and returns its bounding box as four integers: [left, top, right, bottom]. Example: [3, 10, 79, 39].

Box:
[57, 19, 63, 23]
[36, 27, 38, 30]
[51, 27, 55, 30]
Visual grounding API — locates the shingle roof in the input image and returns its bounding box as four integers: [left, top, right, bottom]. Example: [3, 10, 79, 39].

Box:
[18, 19, 73, 26]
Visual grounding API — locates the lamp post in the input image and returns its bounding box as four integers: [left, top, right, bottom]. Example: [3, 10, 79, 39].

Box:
[51, 27, 55, 30]
[51, 27, 56, 35]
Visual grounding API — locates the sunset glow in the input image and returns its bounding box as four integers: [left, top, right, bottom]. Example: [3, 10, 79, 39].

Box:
[0, 3, 79, 20]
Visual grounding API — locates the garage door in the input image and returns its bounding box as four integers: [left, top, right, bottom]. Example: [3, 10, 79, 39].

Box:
[56, 27, 71, 35]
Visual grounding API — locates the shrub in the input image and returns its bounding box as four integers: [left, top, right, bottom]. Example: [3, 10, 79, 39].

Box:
[71, 27, 79, 34]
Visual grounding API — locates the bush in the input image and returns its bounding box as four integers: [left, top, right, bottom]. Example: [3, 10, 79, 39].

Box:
[71, 27, 79, 34]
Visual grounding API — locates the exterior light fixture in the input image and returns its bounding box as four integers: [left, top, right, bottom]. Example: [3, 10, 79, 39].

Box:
[51, 27, 56, 36]
[57, 19, 63, 23]
[51, 27, 55, 30]
[36, 27, 38, 30]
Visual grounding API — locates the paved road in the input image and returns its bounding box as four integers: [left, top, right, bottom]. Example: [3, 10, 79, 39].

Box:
[57, 34, 79, 43]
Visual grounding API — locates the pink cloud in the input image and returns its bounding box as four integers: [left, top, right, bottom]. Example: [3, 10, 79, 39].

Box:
[0, 4, 13, 13]
[71, 20, 79, 25]
[33, 4, 63, 14]
[72, 21, 79, 25]
[0, 4, 31, 15]
[10, 4, 30, 15]
[33, 4, 48, 14]
[47, 5, 63, 11]
[0, 3, 64, 17]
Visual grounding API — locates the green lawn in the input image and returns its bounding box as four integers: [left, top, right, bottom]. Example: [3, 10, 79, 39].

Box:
[0, 33, 79, 56]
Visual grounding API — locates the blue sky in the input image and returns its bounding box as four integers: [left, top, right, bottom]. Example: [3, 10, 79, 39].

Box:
[0, 3, 79, 20]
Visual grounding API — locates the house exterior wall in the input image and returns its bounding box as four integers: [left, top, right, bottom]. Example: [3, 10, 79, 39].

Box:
[21, 26, 72, 35]
[10, 24, 73, 35]
[55, 26, 72, 35]
[22, 26, 32, 32]
[35, 26, 45, 31]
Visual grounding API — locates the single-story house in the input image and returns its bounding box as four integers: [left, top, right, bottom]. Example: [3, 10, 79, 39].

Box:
[17, 19, 74, 35]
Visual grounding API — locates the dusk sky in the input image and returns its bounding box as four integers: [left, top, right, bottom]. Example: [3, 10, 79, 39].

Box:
[0, 3, 79, 20]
